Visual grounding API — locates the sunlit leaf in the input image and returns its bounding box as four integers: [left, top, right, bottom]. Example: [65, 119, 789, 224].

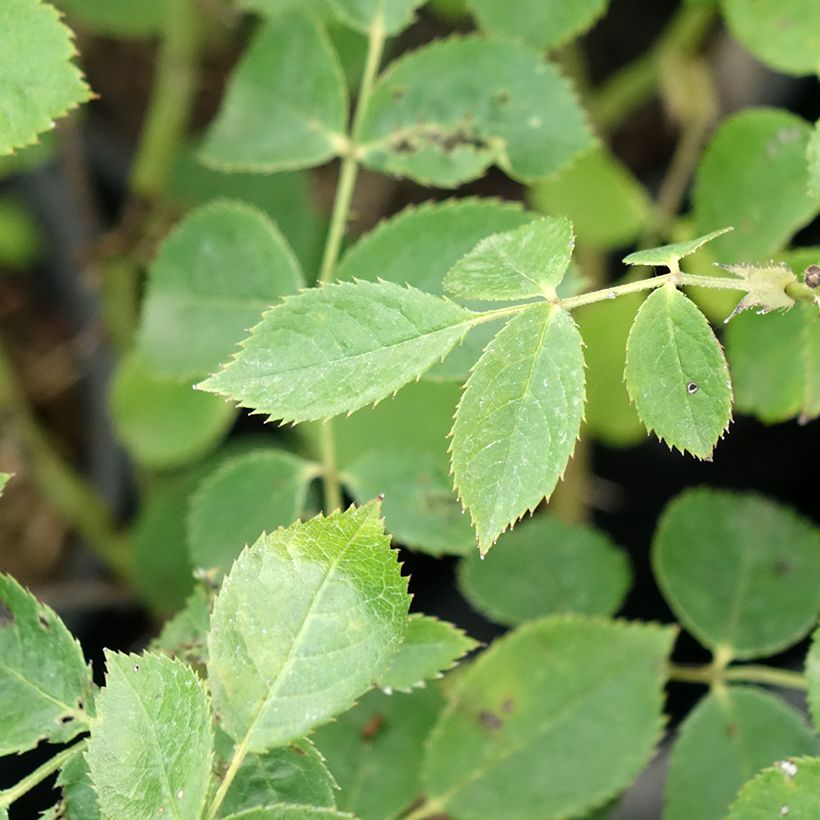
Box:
[727, 757, 820, 819]
[622, 228, 731, 270]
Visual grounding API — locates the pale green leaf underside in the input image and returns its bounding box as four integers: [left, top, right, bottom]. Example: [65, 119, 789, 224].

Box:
[110, 351, 235, 470]
[469, 0, 609, 51]
[452, 303, 586, 552]
[208, 502, 409, 751]
[56, 0, 166, 36]
[138, 200, 304, 381]
[0, 574, 91, 754]
[86, 652, 213, 820]
[378, 614, 477, 692]
[423, 616, 675, 819]
[622, 227, 732, 268]
[359, 36, 595, 187]
[444, 216, 574, 301]
[664, 687, 819, 820]
[653, 488, 820, 659]
[624, 285, 731, 459]
[808, 627, 820, 732]
[315, 686, 443, 820]
[727, 756, 820, 819]
[328, 0, 426, 34]
[693, 109, 817, 261]
[458, 516, 631, 626]
[721, 0, 820, 76]
[200, 280, 476, 423]
[0, 0, 92, 156]
[201, 13, 347, 172]
[188, 449, 315, 573]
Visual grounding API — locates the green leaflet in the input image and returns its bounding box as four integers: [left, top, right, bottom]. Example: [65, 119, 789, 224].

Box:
[314, 687, 443, 820]
[443, 216, 574, 301]
[336, 198, 538, 380]
[328, 0, 426, 34]
[208, 502, 409, 750]
[468, 0, 609, 51]
[622, 227, 731, 269]
[0, 0, 92, 156]
[458, 516, 631, 626]
[187, 450, 316, 573]
[151, 585, 211, 667]
[810, 120, 820, 198]
[0, 574, 92, 754]
[807, 628, 820, 732]
[359, 36, 595, 187]
[201, 13, 347, 172]
[86, 652, 213, 820]
[725, 302, 820, 425]
[110, 351, 236, 470]
[624, 285, 731, 459]
[664, 687, 819, 820]
[727, 756, 820, 819]
[529, 147, 650, 249]
[653, 488, 820, 659]
[199, 280, 477, 423]
[220, 739, 337, 815]
[422, 616, 675, 819]
[222, 807, 356, 819]
[55, 0, 166, 36]
[378, 614, 477, 692]
[0, 473, 10, 494]
[721, 0, 820, 76]
[138, 200, 304, 380]
[451, 303, 586, 553]
[55, 754, 100, 820]
[693, 109, 818, 261]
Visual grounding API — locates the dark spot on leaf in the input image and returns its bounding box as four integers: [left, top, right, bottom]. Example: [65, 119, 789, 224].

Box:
[390, 86, 406, 100]
[502, 698, 514, 714]
[478, 710, 503, 731]
[361, 713, 384, 741]
[0, 601, 13, 627]
[133, 664, 140, 672]
[494, 90, 510, 105]
[726, 723, 737, 737]
[59, 715, 74, 725]
[687, 382, 699, 394]
[38, 613, 50, 630]
[291, 744, 306, 756]
[772, 559, 794, 577]
[389, 124, 490, 157]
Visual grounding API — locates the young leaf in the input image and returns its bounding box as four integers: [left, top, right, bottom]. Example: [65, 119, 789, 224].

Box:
[188, 450, 316, 573]
[86, 652, 213, 820]
[55, 753, 100, 820]
[422, 616, 675, 819]
[358, 36, 594, 187]
[807, 627, 820, 732]
[665, 687, 819, 820]
[693, 109, 818, 261]
[0, 574, 91, 754]
[220, 740, 337, 816]
[458, 516, 631, 626]
[443, 216, 574, 301]
[451, 303, 586, 553]
[336, 198, 538, 380]
[721, 0, 820, 76]
[138, 201, 304, 380]
[529, 147, 650, 249]
[468, 0, 609, 51]
[725, 302, 820, 425]
[199, 280, 477, 423]
[201, 13, 347, 172]
[0, 0, 92, 155]
[110, 351, 236, 470]
[328, 0, 425, 34]
[727, 757, 820, 819]
[151, 585, 211, 667]
[208, 502, 410, 751]
[378, 614, 477, 692]
[624, 285, 731, 459]
[55, 0, 166, 37]
[314, 687, 444, 820]
[718, 262, 798, 316]
[622, 227, 732, 270]
[653, 488, 820, 659]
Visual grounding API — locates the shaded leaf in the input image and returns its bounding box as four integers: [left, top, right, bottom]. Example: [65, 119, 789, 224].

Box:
[328, 0, 425, 34]
[422, 616, 675, 819]
[0, 0, 92, 155]
[151, 585, 211, 667]
[665, 687, 819, 820]
[199, 280, 476, 423]
[807, 627, 820, 732]
[622, 228, 731, 270]
[451, 304, 585, 553]
[727, 756, 820, 819]
[55, 753, 100, 820]
[56, 0, 166, 36]
[443, 216, 574, 301]
[624, 285, 731, 459]
[201, 13, 347, 172]
[653, 488, 820, 659]
[359, 36, 594, 187]
[0, 574, 91, 754]
[86, 652, 213, 820]
[138, 200, 304, 380]
[208, 502, 409, 750]
[458, 516, 631, 626]
[810, 120, 820, 198]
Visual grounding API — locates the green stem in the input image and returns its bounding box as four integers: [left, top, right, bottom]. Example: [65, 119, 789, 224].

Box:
[0, 740, 87, 811]
[668, 663, 807, 691]
[0, 340, 131, 579]
[319, 420, 343, 512]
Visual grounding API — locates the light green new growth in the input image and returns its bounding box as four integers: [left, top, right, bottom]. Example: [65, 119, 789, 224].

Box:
[444, 216, 574, 301]
[623, 227, 731, 269]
